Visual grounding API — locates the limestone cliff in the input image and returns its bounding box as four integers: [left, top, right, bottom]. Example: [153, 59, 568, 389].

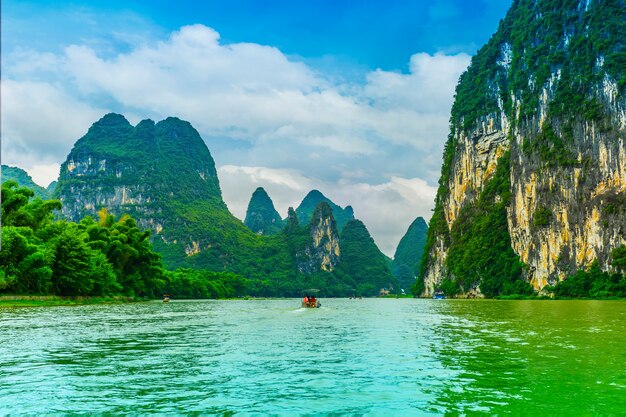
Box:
[298, 202, 341, 274]
[54, 113, 252, 268]
[421, 0, 626, 296]
[244, 187, 284, 235]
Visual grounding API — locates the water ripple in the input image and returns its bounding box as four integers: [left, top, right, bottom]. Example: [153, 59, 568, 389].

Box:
[1, 299, 625, 414]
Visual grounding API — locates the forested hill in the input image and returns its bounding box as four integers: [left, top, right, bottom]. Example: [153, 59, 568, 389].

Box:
[392, 217, 427, 293]
[295, 190, 355, 232]
[419, 0, 626, 298]
[244, 187, 284, 235]
[1, 165, 51, 200]
[54, 113, 257, 270]
[45, 113, 395, 297]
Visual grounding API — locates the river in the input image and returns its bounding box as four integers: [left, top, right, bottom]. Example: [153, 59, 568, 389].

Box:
[1, 299, 624, 415]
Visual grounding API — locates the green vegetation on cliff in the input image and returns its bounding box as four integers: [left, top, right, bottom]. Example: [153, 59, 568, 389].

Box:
[451, 0, 625, 131]
[441, 153, 533, 297]
[549, 247, 626, 298]
[244, 187, 284, 235]
[420, 0, 626, 297]
[392, 217, 427, 292]
[335, 220, 398, 296]
[295, 190, 355, 232]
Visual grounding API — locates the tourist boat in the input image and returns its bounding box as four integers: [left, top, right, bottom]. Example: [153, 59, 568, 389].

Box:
[433, 290, 446, 299]
[301, 289, 321, 308]
[163, 294, 171, 303]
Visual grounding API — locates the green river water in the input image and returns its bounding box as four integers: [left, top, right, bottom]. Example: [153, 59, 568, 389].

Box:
[1, 299, 625, 415]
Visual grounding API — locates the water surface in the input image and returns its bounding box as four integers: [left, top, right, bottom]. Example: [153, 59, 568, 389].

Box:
[1, 299, 624, 414]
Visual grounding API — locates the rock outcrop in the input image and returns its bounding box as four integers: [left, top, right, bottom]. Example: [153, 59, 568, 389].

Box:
[298, 202, 341, 274]
[54, 113, 250, 268]
[421, 0, 626, 296]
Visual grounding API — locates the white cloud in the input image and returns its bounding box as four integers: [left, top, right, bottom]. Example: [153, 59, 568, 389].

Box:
[1, 79, 107, 186]
[27, 163, 61, 188]
[2, 23, 468, 254]
[5, 24, 468, 159]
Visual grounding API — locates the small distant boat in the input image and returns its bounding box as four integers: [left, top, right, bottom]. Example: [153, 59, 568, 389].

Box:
[301, 289, 321, 308]
[163, 294, 171, 303]
[433, 290, 446, 299]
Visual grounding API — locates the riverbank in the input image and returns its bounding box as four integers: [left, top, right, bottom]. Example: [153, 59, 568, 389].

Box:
[0, 295, 143, 307]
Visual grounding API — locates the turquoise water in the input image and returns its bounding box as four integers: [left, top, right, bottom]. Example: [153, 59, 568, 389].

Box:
[1, 299, 625, 415]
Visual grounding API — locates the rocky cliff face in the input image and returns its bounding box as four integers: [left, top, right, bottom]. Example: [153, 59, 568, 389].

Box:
[51, 114, 398, 295]
[295, 190, 354, 231]
[298, 202, 341, 274]
[244, 187, 284, 235]
[54, 113, 250, 268]
[421, 0, 626, 296]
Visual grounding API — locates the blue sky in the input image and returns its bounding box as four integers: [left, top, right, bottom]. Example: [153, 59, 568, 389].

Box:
[1, 0, 512, 254]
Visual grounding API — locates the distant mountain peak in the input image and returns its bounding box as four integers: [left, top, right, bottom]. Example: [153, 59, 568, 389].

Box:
[295, 189, 355, 231]
[1, 165, 51, 200]
[95, 113, 132, 127]
[392, 216, 428, 292]
[244, 187, 284, 235]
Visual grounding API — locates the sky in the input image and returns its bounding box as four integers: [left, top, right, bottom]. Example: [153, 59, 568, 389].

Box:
[1, 0, 512, 256]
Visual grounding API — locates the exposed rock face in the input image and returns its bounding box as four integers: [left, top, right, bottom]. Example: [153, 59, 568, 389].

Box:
[421, 0, 626, 295]
[54, 113, 246, 268]
[244, 187, 284, 235]
[392, 216, 428, 292]
[298, 202, 341, 274]
[295, 190, 355, 231]
[1, 165, 51, 200]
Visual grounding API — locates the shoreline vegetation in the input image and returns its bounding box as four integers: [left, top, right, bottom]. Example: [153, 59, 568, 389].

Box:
[0, 295, 142, 307]
[2, 181, 626, 303]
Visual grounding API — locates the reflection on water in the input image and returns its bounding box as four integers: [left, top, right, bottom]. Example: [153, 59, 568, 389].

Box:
[1, 299, 625, 414]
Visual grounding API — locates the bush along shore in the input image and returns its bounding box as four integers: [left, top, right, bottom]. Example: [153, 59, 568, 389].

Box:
[0, 181, 249, 302]
[0, 295, 142, 307]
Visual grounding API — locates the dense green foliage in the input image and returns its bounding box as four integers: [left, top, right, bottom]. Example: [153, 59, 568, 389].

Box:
[451, 0, 625, 131]
[1, 165, 51, 200]
[0, 181, 165, 296]
[295, 190, 354, 232]
[50, 114, 403, 297]
[532, 206, 554, 229]
[0, 181, 257, 299]
[440, 153, 533, 297]
[549, 247, 626, 298]
[334, 220, 398, 296]
[392, 217, 427, 292]
[163, 269, 249, 299]
[244, 187, 284, 235]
